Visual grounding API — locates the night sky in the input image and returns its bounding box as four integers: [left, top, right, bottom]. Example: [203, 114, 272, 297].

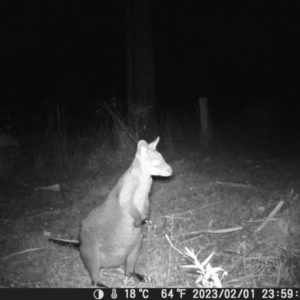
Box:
[2, 1, 299, 136]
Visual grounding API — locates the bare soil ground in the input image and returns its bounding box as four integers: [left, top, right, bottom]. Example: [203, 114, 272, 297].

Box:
[0, 146, 299, 288]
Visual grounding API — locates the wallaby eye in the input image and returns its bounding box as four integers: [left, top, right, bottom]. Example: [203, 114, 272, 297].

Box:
[152, 159, 160, 166]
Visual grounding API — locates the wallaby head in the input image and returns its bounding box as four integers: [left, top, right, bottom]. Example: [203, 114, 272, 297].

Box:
[136, 137, 173, 177]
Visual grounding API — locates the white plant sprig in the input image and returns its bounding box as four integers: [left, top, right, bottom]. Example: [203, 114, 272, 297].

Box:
[166, 235, 227, 287]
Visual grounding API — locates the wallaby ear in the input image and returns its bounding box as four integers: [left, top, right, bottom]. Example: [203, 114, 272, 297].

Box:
[137, 140, 148, 156]
[149, 137, 160, 150]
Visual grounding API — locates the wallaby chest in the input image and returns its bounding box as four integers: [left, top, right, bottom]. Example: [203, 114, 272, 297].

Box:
[132, 175, 152, 215]
[118, 171, 152, 225]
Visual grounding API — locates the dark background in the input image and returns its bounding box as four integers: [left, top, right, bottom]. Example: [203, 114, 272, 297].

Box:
[2, 1, 299, 144]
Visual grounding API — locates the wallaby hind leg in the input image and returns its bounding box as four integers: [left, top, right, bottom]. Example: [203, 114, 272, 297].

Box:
[80, 233, 107, 287]
[124, 239, 145, 283]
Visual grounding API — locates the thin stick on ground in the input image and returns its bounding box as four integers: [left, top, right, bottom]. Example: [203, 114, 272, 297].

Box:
[1, 247, 46, 260]
[254, 201, 284, 235]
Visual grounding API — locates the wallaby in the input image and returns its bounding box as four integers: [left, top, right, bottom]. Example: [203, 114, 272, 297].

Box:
[51, 137, 172, 287]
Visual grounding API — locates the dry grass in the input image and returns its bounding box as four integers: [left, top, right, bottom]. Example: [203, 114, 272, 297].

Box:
[0, 143, 299, 288]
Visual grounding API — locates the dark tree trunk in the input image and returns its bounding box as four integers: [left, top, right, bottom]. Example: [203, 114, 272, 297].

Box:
[125, 0, 134, 110]
[199, 97, 212, 149]
[125, 0, 156, 137]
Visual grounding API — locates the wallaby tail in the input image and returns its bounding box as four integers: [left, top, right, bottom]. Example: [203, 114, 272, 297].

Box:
[48, 237, 80, 249]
